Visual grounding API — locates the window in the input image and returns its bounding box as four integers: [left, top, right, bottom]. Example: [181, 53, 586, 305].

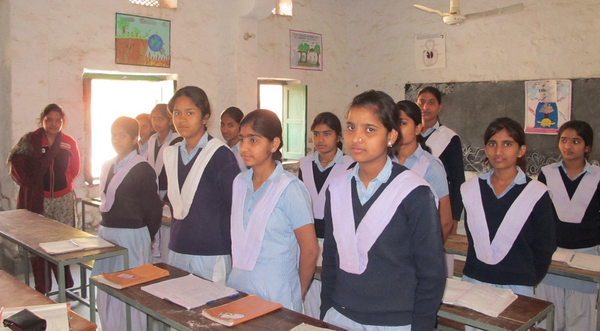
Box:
[83, 72, 176, 184]
[258, 80, 307, 160]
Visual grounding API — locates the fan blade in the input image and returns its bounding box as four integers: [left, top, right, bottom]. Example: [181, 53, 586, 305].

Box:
[413, 4, 449, 17]
[465, 3, 524, 20]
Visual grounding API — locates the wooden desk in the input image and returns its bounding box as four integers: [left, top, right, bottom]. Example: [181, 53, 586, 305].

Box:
[90, 263, 345, 331]
[0, 270, 96, 331]
[0, 209, 129, 303]
[445, 233, 600, 331]
[439, 294, 553, 331]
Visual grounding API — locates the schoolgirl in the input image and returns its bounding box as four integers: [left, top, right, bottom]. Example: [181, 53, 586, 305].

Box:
[320, 90, 445, 331]
[164, 86, 240, 284]
[227, 109, 318, 312]
[92, 116, 162, 331]
[535, 120, 600, 331]
[220, 106, 247, 171]
[417, 86, 465, 229]
[146, 103, 182, 200]
[395, 100, 453, 242]
[135, 113, 154, 156]
[461, 117, 556, 297]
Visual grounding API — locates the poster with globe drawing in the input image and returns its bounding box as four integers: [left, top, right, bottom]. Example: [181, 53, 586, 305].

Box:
[525, 80, 571, 134]
[116, 13, 170, 68]
[290, 30, 323, 71]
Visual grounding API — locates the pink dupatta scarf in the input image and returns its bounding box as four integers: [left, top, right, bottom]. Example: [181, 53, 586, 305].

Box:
[329, 169, 427, 274]
[99, 155, 147, 212]
[299, 154, 354, 219]
[542, 164, 600, 224]
[461, 177, 547, 265]
[230, 172, 294, 271]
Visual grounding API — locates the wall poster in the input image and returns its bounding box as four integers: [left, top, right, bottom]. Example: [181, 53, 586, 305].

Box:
[116, 13, 171, 68]
[415, 33, 445, 70]
[525, 80, 572, 134]
[290, 30, 323, 71]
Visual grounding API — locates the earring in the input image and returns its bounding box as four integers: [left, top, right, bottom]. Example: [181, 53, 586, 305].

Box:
[387, 142, 393, 147]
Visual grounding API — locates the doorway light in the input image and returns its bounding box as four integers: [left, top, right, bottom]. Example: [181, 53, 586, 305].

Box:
[274, 0, 292, 16]
[129, 0, 177, 9]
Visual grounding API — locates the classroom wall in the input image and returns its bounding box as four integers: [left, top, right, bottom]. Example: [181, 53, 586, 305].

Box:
[0, 0, 351, 211]
[2, 0, 600, 212]
[347, 0, 600, 102]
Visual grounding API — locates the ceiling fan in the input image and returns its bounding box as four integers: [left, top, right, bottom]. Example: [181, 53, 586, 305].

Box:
[413, 0, 524, 25]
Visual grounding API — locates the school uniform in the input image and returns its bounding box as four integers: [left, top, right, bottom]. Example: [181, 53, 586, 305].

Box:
[298, 149, 353, 318]
[230, 142, 248, 171]
[146, 130, 181, 199]
[320, 159, 446, 331]
[139, 140, 149, 156]
[92, 150, 162, 331]
[536, 161, 600, 331]
[422, 122, 465, 221]
[227, 162, 313, 312]
[164, 133, 240, 284]
[461, 168, 556, 289]
[393, 145, 449, 199]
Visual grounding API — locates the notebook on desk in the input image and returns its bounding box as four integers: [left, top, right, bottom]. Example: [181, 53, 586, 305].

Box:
[201, 294, 282, 326]
[39, 236, 114, 254]
[96, 264, 170, 289]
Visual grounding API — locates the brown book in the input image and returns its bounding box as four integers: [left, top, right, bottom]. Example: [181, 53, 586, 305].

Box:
[97, 264, 170, 289]
[201, 294, 283, 326]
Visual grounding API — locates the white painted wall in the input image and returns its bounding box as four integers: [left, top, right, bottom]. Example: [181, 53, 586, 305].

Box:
[1, 0, 599, 212]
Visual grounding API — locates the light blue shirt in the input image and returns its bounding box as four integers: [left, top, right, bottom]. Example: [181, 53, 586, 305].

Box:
[230, 142, 248, 171]
[557, 160, 593, 181]
[312, 148, 345, 172]
[179, 132, 208, 165]
[422, 121, 441, 138]
[394, 145, 449, 198]
[479, 167, 527, 198]
[112, 150, 138, 174]
[227, 161, 313, 312]
[349, 157, 393, 205]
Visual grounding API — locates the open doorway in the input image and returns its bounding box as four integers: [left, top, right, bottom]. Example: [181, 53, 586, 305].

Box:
[82, 72, 176, 184]
[258, 80, 307, 160]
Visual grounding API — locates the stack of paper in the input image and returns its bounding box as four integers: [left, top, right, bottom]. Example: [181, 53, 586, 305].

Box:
[201, 294, 282, 326]
[443, 278, 517, 317]
[96, 264, 170, 289]
[39, 236, 114, 254]
[0, 303, 69, 331]
[141, 274, 238, 310]
[552, 248, 600, 272]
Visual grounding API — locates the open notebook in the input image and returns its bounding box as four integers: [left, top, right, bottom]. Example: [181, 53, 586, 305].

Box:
[443, 278, 517, 318]
[552, 248, 600, 272]
[39, 236, 114, 254]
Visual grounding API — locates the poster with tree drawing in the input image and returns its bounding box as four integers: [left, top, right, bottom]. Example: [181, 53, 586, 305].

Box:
[525, 80, 571, 134]
[290, 30, 323, 71]
[116, 13, 170, 68]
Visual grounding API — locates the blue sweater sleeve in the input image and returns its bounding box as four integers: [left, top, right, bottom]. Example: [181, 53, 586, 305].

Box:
[439, 135, 465, 220]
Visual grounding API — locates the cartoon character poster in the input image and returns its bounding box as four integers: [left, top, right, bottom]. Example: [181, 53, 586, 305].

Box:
[116, 13, 170, 68]
[525, 80, 571, 134]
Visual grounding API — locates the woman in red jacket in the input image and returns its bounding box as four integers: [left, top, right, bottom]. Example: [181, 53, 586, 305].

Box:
[7, 103, 80, 294]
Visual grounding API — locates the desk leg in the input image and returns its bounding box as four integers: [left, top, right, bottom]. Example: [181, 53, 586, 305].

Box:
[44, 260, 50, 297]
[596, 288, 600, 331]
[89, 282, 96, 324]
[147, 314, 153, 331]
[126, 305, 132, 331]
[22, 250, 30, 286]
[81, 200, 86, 232]
[547, 305, 555, 331]
[80, 265, 88, 299]
[58, 262, 66, 302]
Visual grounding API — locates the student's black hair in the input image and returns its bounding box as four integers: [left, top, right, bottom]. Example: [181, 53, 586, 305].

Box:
[220, 106, 244, 124]
[417, 86, 442, 104]
[240, 109, 283, 162]
[484, 117, 527, 171]
[39, 103, 66, 126]
[112, 116, 140, 153]
[168, 86, 212, 131]
[311, 112, 343, 150]
[348, 90, 400, 156]
[557, 120, 594, 160]
[397, 100, 431, 153]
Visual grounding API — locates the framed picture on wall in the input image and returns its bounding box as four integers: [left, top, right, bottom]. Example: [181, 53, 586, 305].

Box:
[115, 13, 171, 68]
[524, 80, 571, 134]
[290, 30, 323, 71]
